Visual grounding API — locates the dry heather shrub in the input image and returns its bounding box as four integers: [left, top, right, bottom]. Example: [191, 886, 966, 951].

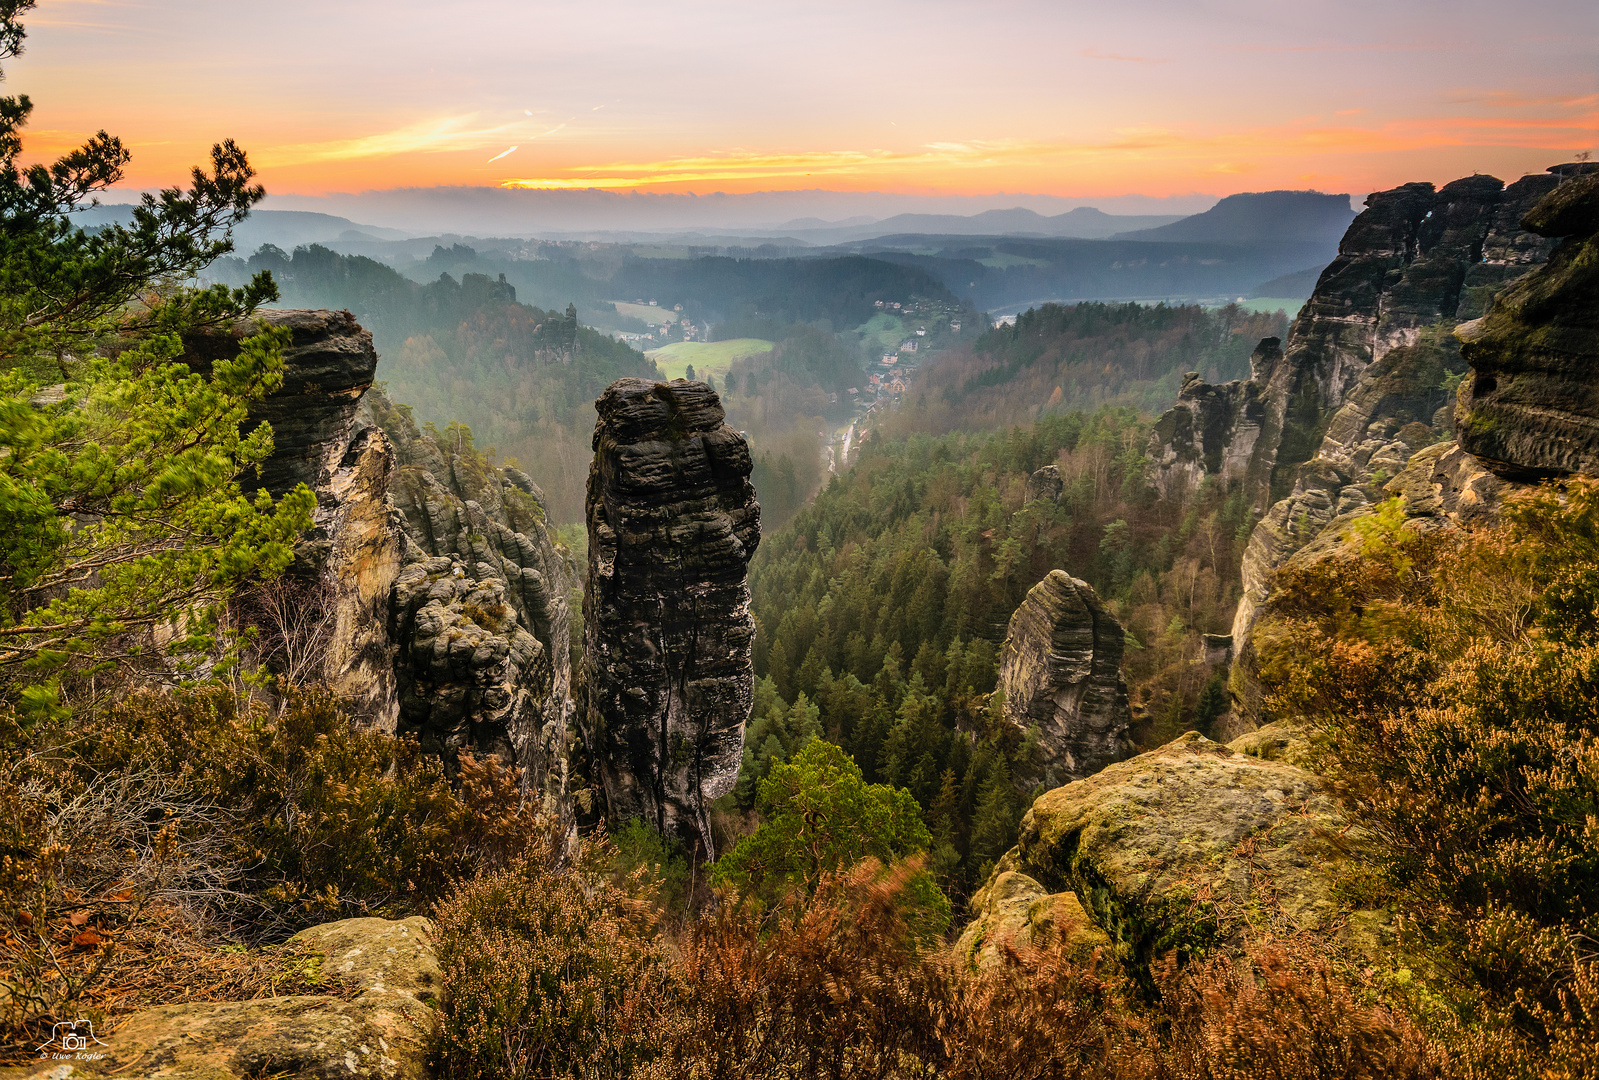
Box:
[431, 842, 682, 1080]
[1157, 946, 1445, 1080]
[1, 684, 554, 1050]
[83, 684, 550, 926]
[935, 938, 1135, 1080]
[668, 857, 946, 1080]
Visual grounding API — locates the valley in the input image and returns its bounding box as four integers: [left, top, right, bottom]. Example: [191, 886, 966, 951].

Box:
[2, 0, 1595, 1071]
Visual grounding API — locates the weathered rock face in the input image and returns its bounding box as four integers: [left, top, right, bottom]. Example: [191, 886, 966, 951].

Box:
[1149, 168, 1567, 516]
[1147, 339, 1281, 500]
[368, 392, 576, 816]
[1456, 172, 1599, 478]
[2, 917, 440, 1080]
[974, 731, 1387, 981]
[1229, 440, 1505, 721]
[190, 311, 576, 814]
[583, 378, 760, 860]
[997, 571, 1132, 788]
[1023, 463, 1063, 503]
[1167, 168, 1583, 720]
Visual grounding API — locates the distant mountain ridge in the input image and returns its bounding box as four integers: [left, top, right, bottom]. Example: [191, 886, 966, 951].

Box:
[1112, 190, 1355, 245]
[775, 206, 1187, 245]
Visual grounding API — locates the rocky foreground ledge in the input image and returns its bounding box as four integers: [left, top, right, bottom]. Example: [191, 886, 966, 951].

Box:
[2, 918, 440, 1080]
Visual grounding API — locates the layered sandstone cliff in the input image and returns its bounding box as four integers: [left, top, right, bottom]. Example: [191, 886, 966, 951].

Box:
[583, 378, 760, 860]
[1221, 165, 1598, 723]
[996, 571, 1132, 788]
[190, 310, 577, 816]
[1456, 172, 1599, 477]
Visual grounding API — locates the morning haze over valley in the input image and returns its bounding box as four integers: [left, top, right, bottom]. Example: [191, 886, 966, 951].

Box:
[1, 2, 1596, 1077]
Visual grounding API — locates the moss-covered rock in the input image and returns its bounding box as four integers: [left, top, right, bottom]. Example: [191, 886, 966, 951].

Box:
[990, 732, 1383, 986]
[953, 870, 1110, 971]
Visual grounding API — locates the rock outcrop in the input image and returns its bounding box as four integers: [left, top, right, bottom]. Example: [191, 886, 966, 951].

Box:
[1023, 463, 1063, 503]
[1143, 167, 1589, 723]
[370, 393, 576, 816]
[996, 571, 1132, 787]
[1149, 169, 1566, 514]
[954, 869, 1110, 971]
[1456, 172, 1599, 478]
[583, 378, 760, 860]
[965, 730, 1387, 984]
[1147, 339, 1280, 500]
[188, 311, 577, 815]
[1229, 439, 1505, 721]
[5, 917, 440, 1080]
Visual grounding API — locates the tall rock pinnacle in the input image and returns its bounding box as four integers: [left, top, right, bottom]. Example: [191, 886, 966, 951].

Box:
[583, 378, 761, 860]
[997, 570, 1132, 787]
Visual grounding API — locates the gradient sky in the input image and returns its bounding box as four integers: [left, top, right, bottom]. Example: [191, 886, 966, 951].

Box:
[10, 0, 1598, 203]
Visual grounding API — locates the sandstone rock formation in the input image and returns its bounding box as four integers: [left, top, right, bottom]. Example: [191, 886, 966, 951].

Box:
[1023, 463, 1063, 503]
[1147, 339, 1280, 500]
[1149, 170, 1565, 514]
[1456, 172, 1599, 477]
[969, 731, 1387, 983]
[370, 392, 576, 816]
[189, 311, 577, 815]
[3, 917, 440, 1080]
[583, 378, 760, 860]
[996, 570, 1132, 787]
[1144, 167, 1584, 723]
[1229, 440, 1505, 720]
[954, 869, 1110, 971]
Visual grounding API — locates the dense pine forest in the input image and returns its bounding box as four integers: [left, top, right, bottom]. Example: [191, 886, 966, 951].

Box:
[740, 408, 1251, 898]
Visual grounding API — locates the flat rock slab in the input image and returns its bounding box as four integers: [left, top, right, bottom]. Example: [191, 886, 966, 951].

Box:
[4, 917, 438, 1080]
[998, 731, 1386, 977]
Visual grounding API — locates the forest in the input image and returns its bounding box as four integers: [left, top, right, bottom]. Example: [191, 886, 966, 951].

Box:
[3, 1, 1597, 1074]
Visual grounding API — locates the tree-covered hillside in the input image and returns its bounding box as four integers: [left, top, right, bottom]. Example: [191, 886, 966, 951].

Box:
[741, 408, 1253, 900]
[881, 301, 1288, 438]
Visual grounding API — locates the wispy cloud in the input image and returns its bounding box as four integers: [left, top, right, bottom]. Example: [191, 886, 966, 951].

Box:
[498, 105, 1598, 191]
[1080, 47, 1171, 64]
[255, 115, 520, 167]
[486, 145, 518, 164]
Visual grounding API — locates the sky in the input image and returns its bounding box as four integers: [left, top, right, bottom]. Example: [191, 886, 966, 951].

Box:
[9, 0, 1598, 210]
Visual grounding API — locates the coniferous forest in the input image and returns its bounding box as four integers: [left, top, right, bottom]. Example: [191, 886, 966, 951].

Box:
[2, 1, 1597, 1077]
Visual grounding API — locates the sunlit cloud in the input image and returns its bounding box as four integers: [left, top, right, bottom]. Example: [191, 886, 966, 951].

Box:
[486, 145, 519, 163]
[255, 115, 522, 168]
[497, 105, 1598, 191]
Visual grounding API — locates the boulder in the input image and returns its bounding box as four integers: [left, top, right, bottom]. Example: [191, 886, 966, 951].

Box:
[997, 571, 1132, 787]
[954, 870, 1110, 971]
[583, 379, 761, 860]
[1023, 464, 1063, 503]
[4, 917, 439, 1080]
[1000, 731, 1384, 979]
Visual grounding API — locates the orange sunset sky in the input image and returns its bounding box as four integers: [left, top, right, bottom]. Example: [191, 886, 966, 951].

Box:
[10, 0, 1597, 206]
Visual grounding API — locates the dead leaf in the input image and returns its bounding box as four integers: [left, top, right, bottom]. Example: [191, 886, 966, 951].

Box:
[71, 929, 105, 948]
[68, 911, 90, 927]
[15, 910, 33, 928]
